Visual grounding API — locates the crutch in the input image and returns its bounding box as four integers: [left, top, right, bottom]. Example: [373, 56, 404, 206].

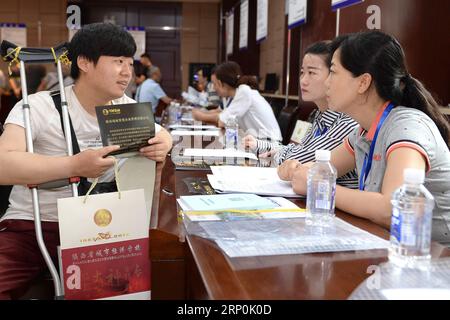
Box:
[1, 40, 79, 299]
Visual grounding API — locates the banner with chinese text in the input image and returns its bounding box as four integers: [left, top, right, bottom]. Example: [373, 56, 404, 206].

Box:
[58, 189, 150, 300]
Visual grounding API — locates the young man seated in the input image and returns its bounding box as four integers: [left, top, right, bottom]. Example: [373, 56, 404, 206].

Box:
[0, 22, 172, 299]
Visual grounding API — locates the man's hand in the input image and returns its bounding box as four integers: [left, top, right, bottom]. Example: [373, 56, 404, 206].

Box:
[277, 160, 300, 181]
[139, 130, 172, 162]
[72, 145, 120, 178]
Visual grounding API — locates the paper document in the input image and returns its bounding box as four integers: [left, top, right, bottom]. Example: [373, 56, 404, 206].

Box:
[179, 196, 306, 221]
[208, 166, 302, 198]
[178, 193, 277, 212]
[184, 149, 258, 160]
[169, 124, 219, 130]
[171, 130, 220, 137]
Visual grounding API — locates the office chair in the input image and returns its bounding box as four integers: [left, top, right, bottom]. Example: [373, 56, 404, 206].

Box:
[277, 105, 301, 145]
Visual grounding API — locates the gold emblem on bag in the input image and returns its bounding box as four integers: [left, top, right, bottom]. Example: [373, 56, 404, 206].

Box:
[94, 209, 112, 227]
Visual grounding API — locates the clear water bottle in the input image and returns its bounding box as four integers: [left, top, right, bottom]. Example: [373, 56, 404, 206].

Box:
[306, 150, 337, 226]
[225, 115, 239, 149]
[389, 168, 434, 267]
[168, 101, 177, 124]
[175, 103, 182, 124]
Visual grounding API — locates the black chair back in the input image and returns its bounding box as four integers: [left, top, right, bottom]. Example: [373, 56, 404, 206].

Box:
[277, 105, 301, 145]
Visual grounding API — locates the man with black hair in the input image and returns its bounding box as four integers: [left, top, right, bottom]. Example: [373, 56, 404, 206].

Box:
[140, 52, 152, 69]
[0, 22, 172, 299]
[133, 63, 149, 100]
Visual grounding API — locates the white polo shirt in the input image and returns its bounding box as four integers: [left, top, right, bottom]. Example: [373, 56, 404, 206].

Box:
[219, 85, 282, 141]
[2, 85, 161, 222]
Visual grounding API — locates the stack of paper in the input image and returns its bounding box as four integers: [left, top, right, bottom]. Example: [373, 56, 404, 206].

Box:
[178, 195, 306, 221]
[184, 149, 258, 160]
[207, 166, 303, 198]
[178, 193, 277, 212]
[169, 124, 220, 130]
[171, 130, 220, 137]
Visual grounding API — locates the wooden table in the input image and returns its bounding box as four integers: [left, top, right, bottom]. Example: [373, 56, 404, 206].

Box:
[149, 156, 450, 300]
[149, 113, 450, 300]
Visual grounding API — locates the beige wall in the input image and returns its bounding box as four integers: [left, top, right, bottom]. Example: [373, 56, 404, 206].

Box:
[181, 2, 219, 91]
[0, 0, 68, 74]
[259, 0, 285, 94]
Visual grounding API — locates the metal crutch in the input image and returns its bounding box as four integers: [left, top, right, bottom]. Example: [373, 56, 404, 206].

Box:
[1, 40, 79, 299]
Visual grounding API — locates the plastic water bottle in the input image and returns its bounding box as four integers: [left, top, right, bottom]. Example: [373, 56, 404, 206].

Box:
[389, 168, 434, 267]
[168, 101, 176, 124]
[225, 115, 239, 149]
[175, 103, 182, 124]
[306, 150, 337, 226]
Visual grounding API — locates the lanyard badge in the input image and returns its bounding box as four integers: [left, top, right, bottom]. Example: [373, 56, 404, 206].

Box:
[359, 103, 395, 191]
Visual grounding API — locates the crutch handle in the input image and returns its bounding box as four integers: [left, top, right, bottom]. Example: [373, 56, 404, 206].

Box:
[1, 40, 69, 63]
[27, 177, 80, 190]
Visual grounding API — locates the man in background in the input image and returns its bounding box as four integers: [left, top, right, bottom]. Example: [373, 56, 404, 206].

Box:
[136, 66, 173, 116]
[140, 52, 152, 69]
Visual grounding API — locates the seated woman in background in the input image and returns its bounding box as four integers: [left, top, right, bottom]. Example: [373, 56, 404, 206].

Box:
[246, 39, 359, 189]
[194, 67, 221, 108]
[192, 61, 282, 141]
[282, 31, 450, 245]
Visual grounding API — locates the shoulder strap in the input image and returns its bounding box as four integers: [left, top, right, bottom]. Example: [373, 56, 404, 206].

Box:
[50, 90, 89, 185]
[50, 90, 80, 154]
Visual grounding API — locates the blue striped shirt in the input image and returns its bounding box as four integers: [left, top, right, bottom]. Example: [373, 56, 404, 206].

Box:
[256, 110, 360, 189]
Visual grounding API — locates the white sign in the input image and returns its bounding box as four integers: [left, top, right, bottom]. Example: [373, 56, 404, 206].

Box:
[0, 23, 27, 48]
[239, 0, 249, 49]
[332, 0, 364, 11]
[226, 13, 234, 56]
[288, 0, 307, 29]
[127, 27, 146, 60]
[256, 0, 268, 42]
[68, 27, 80, 42]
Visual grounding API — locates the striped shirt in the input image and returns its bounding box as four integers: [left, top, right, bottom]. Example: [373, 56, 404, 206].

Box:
[256, 110, 360, 189]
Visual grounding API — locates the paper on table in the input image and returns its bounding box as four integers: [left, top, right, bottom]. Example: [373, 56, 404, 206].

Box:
[208, 166, 302, 198]
[169, 124, 219, 130]
[179, 196, 306, 221]
[184, 148, 258, 160]
[171, 130, 220, 137]
[381, 289, 450, 300]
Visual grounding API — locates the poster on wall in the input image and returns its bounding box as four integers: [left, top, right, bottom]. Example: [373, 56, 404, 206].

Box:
[68, 27, 80, 42]
[332, 0, 365, 11]
[0, 23, 27, 48]
[288, 0, 307, 29]
[239, 0, 249, 49]
[226, 13, 234, 56]
[126, 27, 146, 60]
[256, 0, 268, 42]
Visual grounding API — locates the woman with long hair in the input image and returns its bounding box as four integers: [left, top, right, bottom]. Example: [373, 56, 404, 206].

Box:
[282, 31, 450, 245]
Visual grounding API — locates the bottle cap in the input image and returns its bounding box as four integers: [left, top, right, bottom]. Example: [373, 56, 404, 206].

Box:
[404, 168, 425, 184]
[315, 150, 331, 162]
